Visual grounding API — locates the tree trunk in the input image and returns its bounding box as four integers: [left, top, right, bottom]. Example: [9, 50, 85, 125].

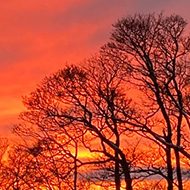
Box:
[120, 159, 132, 190]
[175, 112, 183, 190]
[74, 141, 78, 190]
[115, 153, 121, 190]
[175, 150, 183, 190]
[115, 131, 121, 190]
[166, 146, 173, 190]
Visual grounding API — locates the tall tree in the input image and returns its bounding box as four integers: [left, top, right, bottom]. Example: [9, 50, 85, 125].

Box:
[17, 60, 135, 190]
[108, 13, 190, 190]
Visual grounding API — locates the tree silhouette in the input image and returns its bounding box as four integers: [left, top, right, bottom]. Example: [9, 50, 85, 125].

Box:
[108, 13, 190, 190]
[17, 59, 135, 189]
[2, 13, 189, 190]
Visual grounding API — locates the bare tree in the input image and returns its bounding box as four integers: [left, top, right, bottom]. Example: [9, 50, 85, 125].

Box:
[13, 123, 85, 190]
[16, 57, 137, 190]
[107, 13, 190, 190]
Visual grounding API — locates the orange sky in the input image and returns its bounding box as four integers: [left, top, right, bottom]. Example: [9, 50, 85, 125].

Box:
[0, 0, 190, 137]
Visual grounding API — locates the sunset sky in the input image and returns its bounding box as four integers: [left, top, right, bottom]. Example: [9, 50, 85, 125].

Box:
[1, 0, 190, 137]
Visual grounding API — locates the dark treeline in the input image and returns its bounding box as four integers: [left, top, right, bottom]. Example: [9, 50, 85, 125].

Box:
[0, 13, 190, 190]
